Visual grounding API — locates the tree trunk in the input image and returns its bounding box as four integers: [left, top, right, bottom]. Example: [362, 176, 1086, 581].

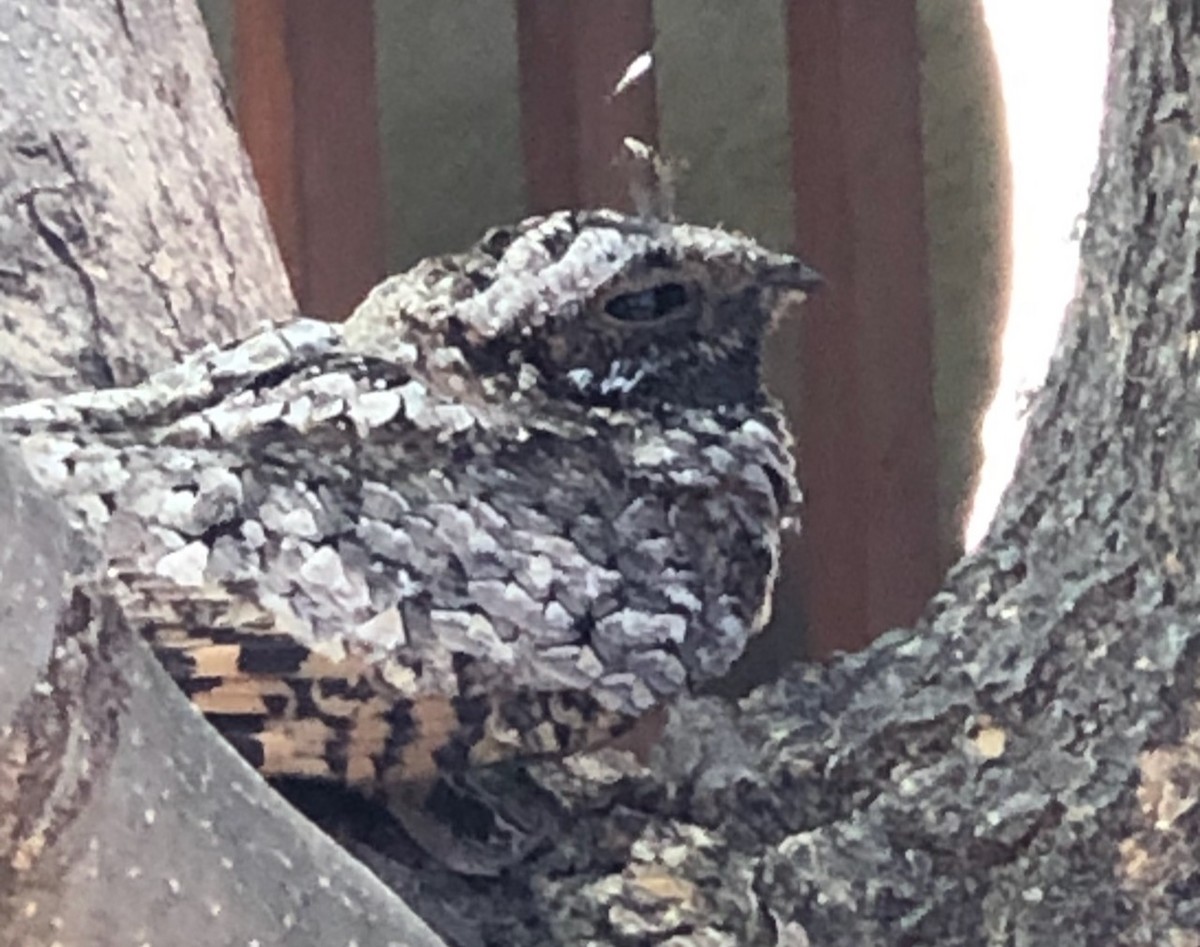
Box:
[0, 0, 294, 402]
[3, 1, 1199, 945]
[0, 3, 445, 945]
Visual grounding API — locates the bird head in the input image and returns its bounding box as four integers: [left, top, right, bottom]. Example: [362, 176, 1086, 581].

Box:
[344, 209, 821, 414]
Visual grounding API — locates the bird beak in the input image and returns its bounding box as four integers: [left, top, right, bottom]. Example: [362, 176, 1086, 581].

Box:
[765, 259, 823, 293]
[762, 258, 822, 323]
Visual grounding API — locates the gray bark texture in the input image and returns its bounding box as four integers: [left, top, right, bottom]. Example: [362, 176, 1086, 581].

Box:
[0, 0, 294, 402]
[1, 1, 1196, 946]
[0, 2, 446, 945]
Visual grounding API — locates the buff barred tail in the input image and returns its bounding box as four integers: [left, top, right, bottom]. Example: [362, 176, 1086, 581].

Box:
[122, 573, 634, 790]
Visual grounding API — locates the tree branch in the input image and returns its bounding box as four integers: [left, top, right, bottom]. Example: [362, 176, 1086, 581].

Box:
[0, 0, 294, 402]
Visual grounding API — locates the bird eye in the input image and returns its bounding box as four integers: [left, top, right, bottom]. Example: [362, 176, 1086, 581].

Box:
[603, 282, 690, 323]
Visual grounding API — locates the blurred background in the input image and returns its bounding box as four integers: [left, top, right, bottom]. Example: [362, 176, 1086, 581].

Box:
[195, 0, 1108, 683]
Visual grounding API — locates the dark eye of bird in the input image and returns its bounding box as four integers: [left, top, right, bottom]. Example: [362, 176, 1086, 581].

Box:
[604, 282, 690, 323]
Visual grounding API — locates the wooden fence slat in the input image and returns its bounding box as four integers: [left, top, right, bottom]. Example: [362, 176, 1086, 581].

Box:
[234, 0, 385, 320]
[786, 0, 942, 656]
[516, 0, 658, 213]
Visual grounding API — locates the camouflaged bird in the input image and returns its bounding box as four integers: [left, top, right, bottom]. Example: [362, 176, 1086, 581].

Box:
[1, 209, 817, 846]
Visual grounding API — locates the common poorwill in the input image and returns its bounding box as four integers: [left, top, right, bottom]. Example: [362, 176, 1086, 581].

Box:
[2, 208, 819, 800]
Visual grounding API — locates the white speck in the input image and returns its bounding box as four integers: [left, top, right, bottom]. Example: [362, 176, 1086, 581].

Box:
[355, 607, 406, 647]
[431, 610, 514, 664]
[154, 542, 208, 586]
[701, 445, 737, 472]
[286, 395, 314, 431]
[665, 586, 702, 612]
[526, 555, 555, 597]
[738, 418, 774, 442]
[566, 367, 593, 391]
[623, 136, 653, 161]
[198, 467, 243, 503]
[351, 389, 402, 429]
[542, 600, 572, 633]
[381, 662, 417, 691]
[430, 346, 466, 370]
[278, 317, 339, 353]
[299, 545, 346, 587]
[612, 51, 653, 98]
[597, 609, 686, 648]
[432, 403, 475, 434]
[631, 440, 677, 466]
[279, 508, 319, 538]
[242, 520, 266, 547]
[517, 362, 540, 391]
[599, 360, 645, 395]
[392, 341, 418, 364]
[396, 380, 428, 421]
[143, 808, 156, 825]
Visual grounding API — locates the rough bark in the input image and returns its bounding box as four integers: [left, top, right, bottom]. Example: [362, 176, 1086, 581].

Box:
[2, 1, 1198, 946]
[0, 0, 294, 402]
[0, 3, 446, 945]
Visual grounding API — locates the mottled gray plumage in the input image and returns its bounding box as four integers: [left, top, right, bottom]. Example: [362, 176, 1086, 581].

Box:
[1, 208, 816, 798]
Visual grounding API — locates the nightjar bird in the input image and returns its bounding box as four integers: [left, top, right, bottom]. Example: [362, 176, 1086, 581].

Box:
[2, 208, 819, 854]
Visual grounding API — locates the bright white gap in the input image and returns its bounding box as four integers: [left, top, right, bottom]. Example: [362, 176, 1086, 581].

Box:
[966, 2, 1110, 547]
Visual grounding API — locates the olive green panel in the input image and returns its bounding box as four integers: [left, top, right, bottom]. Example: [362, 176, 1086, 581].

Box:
[918, 0, 1009, 568]
[654, 0, 793, 249]
[374, 3, 525, 269]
